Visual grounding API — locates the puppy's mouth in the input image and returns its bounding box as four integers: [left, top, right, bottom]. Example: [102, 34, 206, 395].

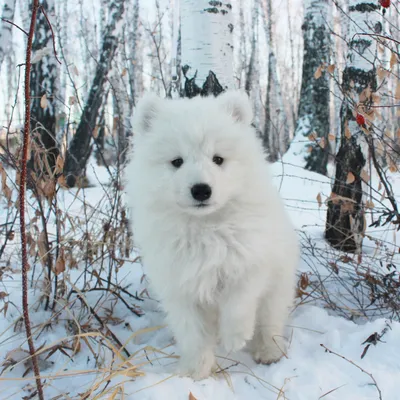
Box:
[195, 202, 209, 208]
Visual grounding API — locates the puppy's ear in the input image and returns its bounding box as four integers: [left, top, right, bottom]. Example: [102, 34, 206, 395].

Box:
[132, 93, 161, 134]
[217, 91, 253, 125]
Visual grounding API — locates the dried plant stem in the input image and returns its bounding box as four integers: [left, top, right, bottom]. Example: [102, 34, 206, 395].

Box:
[320, 344, 382, 400]
[20, 1, 45, 399]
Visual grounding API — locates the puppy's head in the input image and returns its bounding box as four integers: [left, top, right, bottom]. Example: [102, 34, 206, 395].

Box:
[131, 91, 262, 216]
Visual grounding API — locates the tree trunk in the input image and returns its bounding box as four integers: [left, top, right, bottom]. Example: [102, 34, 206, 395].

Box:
[0, 0, 16, 70]
[64, 0, 125, 187]
[28, 0, 59, 179]
[289, 0, 331, 175]
[325, 1, 381, 253]
[180, 0, 234, 97]
[261, 0, 289, 161]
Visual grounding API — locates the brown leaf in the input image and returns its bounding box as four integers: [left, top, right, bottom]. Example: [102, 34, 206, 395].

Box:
[377, 66, 389, 80]
[55, 251, 66, 275]
[360, 169, 369, 182]
[365, 200, 375, 209]
[327, 64, 336, 74]
[390, 52, 398, 69]
[121, 68, 128, 77]
[328, 133, 335, 141]
[395, 82, 400, 100]
[40, 94, 48, 109]
[319, 137, 326, 149]
[55, 156, 64, 174]
[37, 231, 48, 267]
[345, 121, 351, 139]
[308, 132, 317, 141]
[316, 193, 322, 208]
[68, 96, 76, 105]
[189, 392, 198, 400]
[92, 126, 99, 139]
[57, 175, 68, 188]
[346, 172, 355, 184]
[43, 180, 56, 202]
[299, 273, 309, 290]
[314, 66, 322, 79]
[0, 292, 8, 300]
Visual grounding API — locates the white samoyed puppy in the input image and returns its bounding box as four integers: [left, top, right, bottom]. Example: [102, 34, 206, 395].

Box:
[125, 91, 299, 380]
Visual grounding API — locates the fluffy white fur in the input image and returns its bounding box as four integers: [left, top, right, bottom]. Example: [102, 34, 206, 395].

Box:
[125, 91, 299, 380]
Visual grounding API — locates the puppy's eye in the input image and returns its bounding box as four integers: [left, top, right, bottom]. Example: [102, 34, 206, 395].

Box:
[171, 158, 184, 168]
[213, 156, 224, 166]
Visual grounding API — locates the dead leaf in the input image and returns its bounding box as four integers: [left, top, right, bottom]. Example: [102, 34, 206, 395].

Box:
[316, 193, 322, 208]
[57, 175, 68, 188]
[68, 96, 76, 105]
[308, 132, 317, 141]
[377, 66, 389, 80]
[43, 180, 56, 202]
[189, 392, 198, 400]
[92, 126, 99, 139]
[319, 137, 326, 149]
[314, 65, 322, 79]
[55, 156, 64, 174]
[346, 172, 355, 184]
[55, 251, 65, 275]
[299, 273, 309, 290]
[121, 68, 128, 77]
[327, 64, 336, 74]
[345, 121, 351, 139]
[365, 200, 375, 209]
[390, 52, 397, 69]
[40, 94, 48, 109]
[360, 169, 369, 182]
[396, 82, 400, 100]
[37, 231, 48, 267]
[328, 133, 335, 141]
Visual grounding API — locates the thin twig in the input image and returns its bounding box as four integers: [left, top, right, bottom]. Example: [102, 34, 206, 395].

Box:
[20, 1, 45, 399]
[39, 5, 62, 65]
[320, 344, 382, 400]
[1, 17, 29, 36]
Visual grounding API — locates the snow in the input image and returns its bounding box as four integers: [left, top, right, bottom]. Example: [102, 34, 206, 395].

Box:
[1, 159, 400, 399]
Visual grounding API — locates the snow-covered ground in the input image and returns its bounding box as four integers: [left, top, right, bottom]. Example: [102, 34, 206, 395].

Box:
[1, 159, 400, 399]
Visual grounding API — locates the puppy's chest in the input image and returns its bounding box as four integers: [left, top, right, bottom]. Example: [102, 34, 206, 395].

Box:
[173, 225, 260, 277]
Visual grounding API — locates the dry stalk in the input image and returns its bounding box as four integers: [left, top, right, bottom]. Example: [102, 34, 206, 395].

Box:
[20, 1, 45, 398]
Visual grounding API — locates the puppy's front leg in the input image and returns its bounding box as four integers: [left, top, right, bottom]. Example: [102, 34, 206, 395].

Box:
[163, 297, 217, 380]
[219, 283, 260, 354]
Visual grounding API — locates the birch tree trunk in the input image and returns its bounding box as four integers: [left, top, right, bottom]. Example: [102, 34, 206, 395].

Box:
[325, 1, 381, 252]
[28, 0, 60, 179]
[180, 0, 234, 97]
[261, 0, 289, 161]
[289, 0, 331, 175]
[0, 0, 16, 70]
[64, 0, 125, 187]
[245, 0, 262, 129]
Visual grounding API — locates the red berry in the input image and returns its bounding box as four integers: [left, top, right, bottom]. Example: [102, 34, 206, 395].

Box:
[356, 113, 366, 126]
[380, 0, 390, 8]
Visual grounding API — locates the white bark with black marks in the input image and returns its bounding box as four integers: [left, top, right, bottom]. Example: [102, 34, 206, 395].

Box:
[260, 0, 289, 161]
[180, 0, 234, 97]
[288, 0, 331, 175]
[326, 0, 382, 252]
[0, 0, 16, 71]
[29, 0, 60, 178]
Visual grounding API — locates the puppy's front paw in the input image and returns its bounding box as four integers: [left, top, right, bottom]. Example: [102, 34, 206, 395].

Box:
[251, 336, 287, 365]
[177, 350, 216, 380]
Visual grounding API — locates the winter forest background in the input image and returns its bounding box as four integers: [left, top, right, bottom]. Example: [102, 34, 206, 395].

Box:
[1, 0, 400, 399]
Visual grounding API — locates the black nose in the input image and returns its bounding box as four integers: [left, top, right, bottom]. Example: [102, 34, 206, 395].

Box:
[191, 183, 212, 201]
